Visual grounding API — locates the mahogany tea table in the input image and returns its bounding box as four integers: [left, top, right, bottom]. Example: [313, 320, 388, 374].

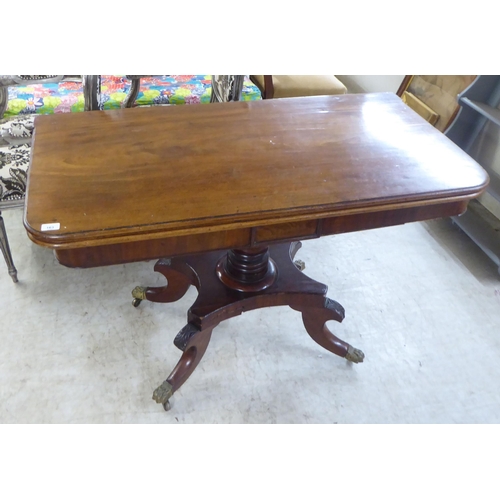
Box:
[24, 93, 489, 410]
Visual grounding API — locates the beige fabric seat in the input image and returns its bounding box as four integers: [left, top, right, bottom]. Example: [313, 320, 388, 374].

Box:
[251, 75, 347, 99]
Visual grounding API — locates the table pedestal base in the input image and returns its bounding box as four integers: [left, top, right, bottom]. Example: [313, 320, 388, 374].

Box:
[132, 241, 364, 410]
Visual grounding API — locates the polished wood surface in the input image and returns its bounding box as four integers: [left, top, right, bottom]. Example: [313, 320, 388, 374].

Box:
[55, 200, 467, 268]
[24, 94, 490, 410]
[25, 93, 488, 254]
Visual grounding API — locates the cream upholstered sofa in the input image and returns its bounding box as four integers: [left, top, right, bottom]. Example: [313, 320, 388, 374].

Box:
[250, 75, 347, 99]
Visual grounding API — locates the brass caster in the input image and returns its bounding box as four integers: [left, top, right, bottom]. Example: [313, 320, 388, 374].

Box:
[294, 259, 306, 271]
[346, 345, 365, 363]
[132, 286, 147, 307]
[153, 380, 173, 411]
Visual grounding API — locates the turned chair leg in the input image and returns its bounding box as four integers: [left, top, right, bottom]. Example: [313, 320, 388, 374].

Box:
[124, 78, 141, 108]
[0, 87, 8, 119]
[82, 75, 102, 111]
[0, 211, 18, 283]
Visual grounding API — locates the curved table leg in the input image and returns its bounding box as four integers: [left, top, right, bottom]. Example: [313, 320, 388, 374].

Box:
[143, 242, 364, 411]
[290, 240, 306, 271]
[300, 297, 364, 363]
[132, 258, 196, 306]
[152, 323, 214, 410]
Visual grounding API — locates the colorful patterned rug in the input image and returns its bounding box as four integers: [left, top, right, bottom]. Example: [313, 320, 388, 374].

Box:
[4, 75, 262, 117]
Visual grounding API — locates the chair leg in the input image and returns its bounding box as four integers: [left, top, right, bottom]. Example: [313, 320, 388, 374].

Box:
[83, 75, 102, 111]
[263, 75, 274, 99]
[210, 75, 245, 102]
[0, 87, 8, 119]
[0, 211, 18, 283]
[124, 78, 141, 108]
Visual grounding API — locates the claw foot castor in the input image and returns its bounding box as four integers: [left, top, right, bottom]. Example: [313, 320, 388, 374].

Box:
[346, 345, 365, 363]
[294, 259, 306, 271]
[132, 286, 147, 307]
[153, 380, 173, 411]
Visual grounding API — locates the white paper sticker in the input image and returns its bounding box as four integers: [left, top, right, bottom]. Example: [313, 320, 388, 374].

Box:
[41, 223, 60, 231]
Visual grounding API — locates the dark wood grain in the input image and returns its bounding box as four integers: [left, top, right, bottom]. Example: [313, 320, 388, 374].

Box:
[397, 76, 413, 97]
[263, 75, 275, 99]
[23, 94, 490, 410]
[52, 199, 468, 268]
[25, 93, 488, 251]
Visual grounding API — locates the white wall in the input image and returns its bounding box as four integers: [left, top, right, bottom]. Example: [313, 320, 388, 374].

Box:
[336, 75, 404, 94]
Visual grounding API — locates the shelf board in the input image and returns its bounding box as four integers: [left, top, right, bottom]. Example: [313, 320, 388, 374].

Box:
[461, 98, 500, 127]
[478, 164, 500, 204]
[452, 199, 500, 269]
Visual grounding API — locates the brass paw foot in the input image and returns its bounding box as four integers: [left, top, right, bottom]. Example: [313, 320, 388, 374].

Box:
[294, 259, 306, 271]
[346, 345, 365, 363]
[132, 286, 147, 307]
[153, 380, 173, 411]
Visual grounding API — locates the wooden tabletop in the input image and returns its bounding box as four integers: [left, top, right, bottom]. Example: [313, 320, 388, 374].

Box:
[25, 93, 488, 252]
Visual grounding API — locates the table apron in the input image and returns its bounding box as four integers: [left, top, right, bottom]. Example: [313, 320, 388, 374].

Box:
[52, 199, 468, 268]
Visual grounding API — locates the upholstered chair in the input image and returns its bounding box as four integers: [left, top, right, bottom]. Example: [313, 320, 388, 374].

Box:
[122, 75, 245, 107]
[0, 75, 100, 120]
[250, 75, 347, 99]
[0, 115, 32, 282]
[0, 75, 100, 282]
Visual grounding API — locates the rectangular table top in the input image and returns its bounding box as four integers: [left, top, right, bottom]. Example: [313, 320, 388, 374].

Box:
[25, 93, 488, 251]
